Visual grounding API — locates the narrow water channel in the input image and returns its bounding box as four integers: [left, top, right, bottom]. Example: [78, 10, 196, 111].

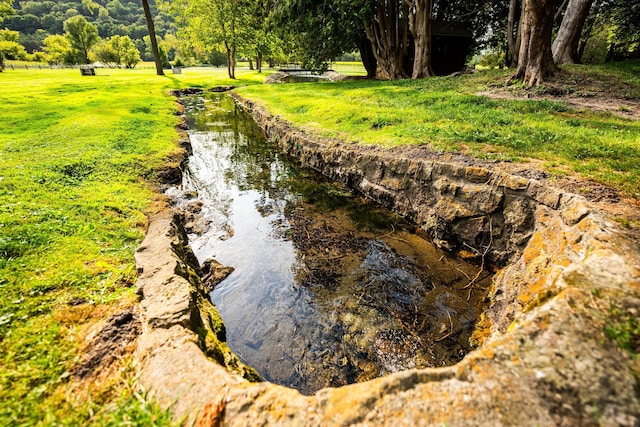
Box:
[171, 93, 492, 395]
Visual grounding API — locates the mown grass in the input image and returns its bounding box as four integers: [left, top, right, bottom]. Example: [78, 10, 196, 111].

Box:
[238, 61, 640, 198]
[0, 66, 264, 426]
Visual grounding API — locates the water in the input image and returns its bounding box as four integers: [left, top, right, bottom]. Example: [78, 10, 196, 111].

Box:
[171, 93, 492, 395]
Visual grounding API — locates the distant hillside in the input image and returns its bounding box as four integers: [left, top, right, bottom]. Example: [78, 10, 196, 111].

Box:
[2, 0, 174, 58]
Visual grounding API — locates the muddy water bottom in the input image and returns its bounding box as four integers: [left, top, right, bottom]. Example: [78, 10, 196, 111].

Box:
[170, 93, 492, 395]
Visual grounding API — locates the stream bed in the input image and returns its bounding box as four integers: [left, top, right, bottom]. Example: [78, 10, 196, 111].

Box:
[169, 92, 493, 395]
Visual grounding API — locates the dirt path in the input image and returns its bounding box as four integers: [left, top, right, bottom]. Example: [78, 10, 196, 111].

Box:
[478, 89, 640, 120]
[478, 67, 640, 120]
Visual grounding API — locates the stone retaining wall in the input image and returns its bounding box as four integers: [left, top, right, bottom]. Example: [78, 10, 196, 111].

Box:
[131, 93, 640, 426]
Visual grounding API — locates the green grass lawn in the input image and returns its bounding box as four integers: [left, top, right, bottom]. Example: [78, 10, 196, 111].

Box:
[0, 66, 264, 426]
[238, 61, 640, 199]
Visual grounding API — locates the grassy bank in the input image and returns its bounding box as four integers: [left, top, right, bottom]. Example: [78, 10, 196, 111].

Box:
[238, 61, 640, 199]
[0, 67, 263, 426]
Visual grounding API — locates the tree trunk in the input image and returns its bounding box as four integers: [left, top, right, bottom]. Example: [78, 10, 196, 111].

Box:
[408, 0, 433, 79]
[225, 41, 236, 79]
[364, 0, 410, 80]
[248, 58, 254, 70]
[552, 0, 593, 64]
[257, 51, 262, 73]
[357, 36, 377, 78]
[507, 0, 521, 67]
[141, 0, 164, 76]
[509, 0, 558, 86]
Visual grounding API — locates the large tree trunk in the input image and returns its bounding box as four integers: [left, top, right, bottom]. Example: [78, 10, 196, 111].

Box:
[552, 0, 593, 64]
[141, 0, 164, 76]
[357, 36, 378, 78]
[256, 51, 263, 73]
[408, 0, 433, 79]
[507, 0, 522, 67]
[509, 0, 558, 86]
[364, 0, 410, 80]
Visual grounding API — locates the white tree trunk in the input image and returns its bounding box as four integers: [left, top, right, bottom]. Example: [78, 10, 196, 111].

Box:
[552, 0, 593, 64]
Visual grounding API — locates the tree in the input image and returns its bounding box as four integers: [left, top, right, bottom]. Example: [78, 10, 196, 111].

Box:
[271, 0, 363, 72]
[43, 34, 77, 65]
[0, 0, 13, 20]
[602, 0, 640, 61]
[552, 0, 594, 64]
[0, 29, 27, 71]
[92, 35, 141, 67]
[408, 0, 434, 78]
[19, 29, 49, 53]
[82, 0, 100, 16]
[0, 2, 14, 71]
[362, 0, 411, 79]
[507, 0, 522, 66]
[509, 0, 558, 86]
[141, 0, 164, 75]
[162, 0, 255, 79]
[64, 15, 100, 63]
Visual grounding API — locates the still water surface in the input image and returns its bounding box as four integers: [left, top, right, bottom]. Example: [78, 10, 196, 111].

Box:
[172, 93, 491, 394]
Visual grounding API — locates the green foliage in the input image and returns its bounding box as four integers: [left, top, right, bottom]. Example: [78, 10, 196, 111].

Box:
[476, 50, 506, 69]
[605, 308, 640, 357]
[0, 28, 19, 43]
[159, 0, 284, 75]
[579, 0, 640, 64]
[43, 33, 76, 64]
[0, 66, 264, 426]
[0, 29, 28, 62]
[270, 0, 363, 70]
[91, 34, 140, 67]
[2, 0, 173, 59]
[64, 15, 100, 63]
[0, 0, 12, 19]
[161, 0, 256, 77]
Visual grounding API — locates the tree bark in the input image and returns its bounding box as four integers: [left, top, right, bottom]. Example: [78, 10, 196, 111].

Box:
[507, 0, 521, 67]
[141, 0, 164, 76]
[357, 36, 377, 78]
[408, 0, 433, 79]
[552, 0, 593, 64]
[257, 51, 263, 73]
[364, 0, 410, 80]
[509, 0, 558, 86]
[225, 41, 236, 79]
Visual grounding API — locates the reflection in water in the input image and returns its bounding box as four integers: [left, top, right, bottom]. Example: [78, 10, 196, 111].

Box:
[172, 93, 491, 395]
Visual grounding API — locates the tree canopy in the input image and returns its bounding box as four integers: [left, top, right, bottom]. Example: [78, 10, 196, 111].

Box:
[63, 14, 100, 63]
[2, 0, 639, 84]
[1, 0, 174, 61]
